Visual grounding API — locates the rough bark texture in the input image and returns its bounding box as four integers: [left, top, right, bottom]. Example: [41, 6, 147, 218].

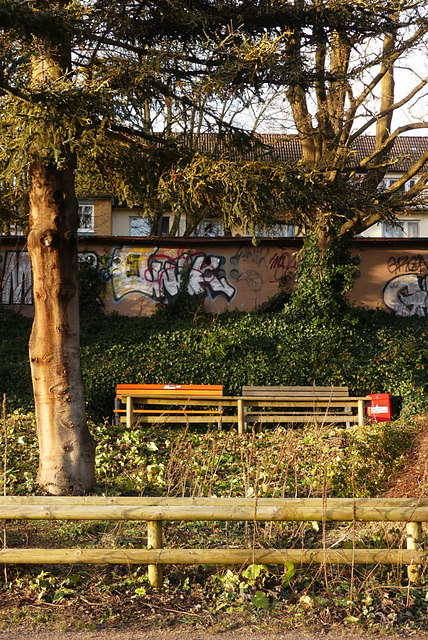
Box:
[27, 157, 95, 495]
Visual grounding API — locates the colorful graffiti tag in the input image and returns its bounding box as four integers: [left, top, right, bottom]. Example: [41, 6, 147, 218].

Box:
[383, 254, 428, 316]
[0, 251, 32, 305]
[110, 247, 236, 303]
[0, 251, 99, 306]
[383, 273, 428, 317]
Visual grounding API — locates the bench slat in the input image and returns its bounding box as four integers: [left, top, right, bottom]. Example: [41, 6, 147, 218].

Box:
[114, 409, 222, 415]
[244, 414, 359, 424]
[242, 386, 350, 397]
[119, 415, 236, 424]
[117, 384, 223, 399]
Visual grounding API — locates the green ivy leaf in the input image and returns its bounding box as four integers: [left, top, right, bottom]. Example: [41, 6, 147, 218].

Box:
[252, 590, 269, 609]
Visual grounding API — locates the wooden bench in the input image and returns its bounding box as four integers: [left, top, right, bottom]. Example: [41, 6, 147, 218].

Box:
[240, 386, 369, 430]
[114, 384, 370, 433]
[115, 384, 225, 428]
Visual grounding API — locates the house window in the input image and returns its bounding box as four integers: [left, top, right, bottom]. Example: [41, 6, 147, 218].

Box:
[406, 221, 420, 237]
[195, 220, 224, 237]
[255, 224, 295, 238]
[382, 178, 398, 189]
[382, 220, 420, 238]
[275, 224, 295, 238]
[160, 216, 170, 235]
[130, 217, 151, 236]
[380, 178, 417, 192]
[78, 203, 94, 234]
[129, 216, 170, 236]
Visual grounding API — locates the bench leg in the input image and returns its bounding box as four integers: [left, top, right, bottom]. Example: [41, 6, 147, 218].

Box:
[114, 398, 120, 427]
[238, 398, 245, 435]
[357, 399, 365, 428]
[126, 396, 134, 430]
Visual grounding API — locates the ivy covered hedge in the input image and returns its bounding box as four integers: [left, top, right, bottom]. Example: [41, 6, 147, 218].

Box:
[1, 303, 428, 422]
[80, 306, 428, 421]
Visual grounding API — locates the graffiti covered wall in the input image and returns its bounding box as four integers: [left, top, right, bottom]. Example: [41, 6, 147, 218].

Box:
[0, 246, 99, 315]
[349, 243, 428, 317]
[104, 242, 298, 315]
[383, 255, 428, 317]
[1, 250, 32, 306]
[2, 236, 428, 317]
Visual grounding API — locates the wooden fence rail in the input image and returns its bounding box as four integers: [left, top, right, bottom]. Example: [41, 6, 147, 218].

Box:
[0, 496, 426, 588]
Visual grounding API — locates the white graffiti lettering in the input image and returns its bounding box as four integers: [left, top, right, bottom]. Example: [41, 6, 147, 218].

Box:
[109, 247, 236, 304]
[383, 273, 428, 317]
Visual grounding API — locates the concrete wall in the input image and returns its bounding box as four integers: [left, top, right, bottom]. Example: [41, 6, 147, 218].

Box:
[111, 207, 188, 237]
[111, 207, 135, 237]
[2, 236, 428, 318]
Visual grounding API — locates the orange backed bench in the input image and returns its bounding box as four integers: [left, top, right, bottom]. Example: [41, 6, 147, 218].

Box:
[114, 384, 224, 427]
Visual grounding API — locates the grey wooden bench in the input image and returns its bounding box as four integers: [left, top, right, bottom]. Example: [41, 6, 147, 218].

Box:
[240, 386, 369, 431]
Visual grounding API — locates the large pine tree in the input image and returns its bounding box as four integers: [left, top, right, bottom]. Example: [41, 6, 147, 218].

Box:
[1, 0, 427, 492]
[0, 0, 251, 493]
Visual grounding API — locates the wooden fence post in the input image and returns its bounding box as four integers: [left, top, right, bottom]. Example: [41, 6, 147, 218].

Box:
[406, 521, 422, 584]
[147, 520, 163, 588]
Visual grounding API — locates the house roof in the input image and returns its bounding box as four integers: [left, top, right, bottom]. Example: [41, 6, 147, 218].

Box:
[189, 133, 428, 173]
[348, 135, 428, 172]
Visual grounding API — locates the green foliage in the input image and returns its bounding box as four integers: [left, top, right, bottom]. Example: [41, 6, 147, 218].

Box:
[0, 308, 33, 412]
[158, 154, 300, 236]
[286, 229, 359, 316]
[1, 410, 428, 631]
[75, 304, 428, 422]
[78, 251, 108, 332]
[256, 275, 292, 313]
[1, 410, 417, 499]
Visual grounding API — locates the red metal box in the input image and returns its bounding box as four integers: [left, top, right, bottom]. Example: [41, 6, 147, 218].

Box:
[366, 393, 392, 422]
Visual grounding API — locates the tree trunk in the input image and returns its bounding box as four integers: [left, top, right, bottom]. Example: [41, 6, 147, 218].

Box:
[27, 156, 95, 495]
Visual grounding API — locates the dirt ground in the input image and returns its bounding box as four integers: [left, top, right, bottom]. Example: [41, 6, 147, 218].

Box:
[3, 628, 428, 640]
[385, 417, 428, 497]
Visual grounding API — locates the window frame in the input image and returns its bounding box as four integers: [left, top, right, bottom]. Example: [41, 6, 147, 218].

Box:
[382, 219, 420, 238]
[78, 202, 95, 234]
